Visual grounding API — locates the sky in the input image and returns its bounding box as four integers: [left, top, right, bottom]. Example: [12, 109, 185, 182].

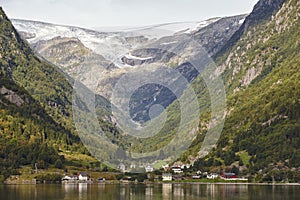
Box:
[0, 0, 259, 28]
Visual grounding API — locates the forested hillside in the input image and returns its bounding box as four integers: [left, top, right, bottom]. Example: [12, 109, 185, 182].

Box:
[0, 7, 95, 180]
[189, 0, 300, 182]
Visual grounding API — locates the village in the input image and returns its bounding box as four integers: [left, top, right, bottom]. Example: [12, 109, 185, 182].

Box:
[61, 163, 248, 184]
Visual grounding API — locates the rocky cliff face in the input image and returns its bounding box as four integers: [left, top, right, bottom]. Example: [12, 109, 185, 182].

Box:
[193, 15, 247, 57]
[214, 0, 297, 92]
[218, 0, 287, 55]
[0, 86, 27, 106]
[245, 0, 286, 26]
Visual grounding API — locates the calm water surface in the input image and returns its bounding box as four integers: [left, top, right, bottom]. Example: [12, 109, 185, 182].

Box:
[0, 183, 299, 200]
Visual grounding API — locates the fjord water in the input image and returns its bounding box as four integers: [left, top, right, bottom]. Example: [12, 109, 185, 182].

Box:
[0, 183, 299, 200]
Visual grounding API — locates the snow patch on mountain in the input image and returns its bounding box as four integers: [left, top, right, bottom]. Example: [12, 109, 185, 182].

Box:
[124, 54, 153, 60]
[12, 18, 221, 68]
[183, 18, 221, 34]
[239, 18, 246, 24]
[12, 19, 139, 67]
[160, 41, 178, 45]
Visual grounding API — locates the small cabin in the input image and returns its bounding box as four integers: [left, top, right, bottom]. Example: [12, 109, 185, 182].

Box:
[78, 172, 89, 181]
[207, 173, 219, 179]
[145, 165, 154, 173]
[192, 175, 201, 179]
[62, 175, 78, 181]
[221, 173, 237, 179]
[118, 163, 126, 173]
[162, 173, 172, 181]
[172, 167, 183, 174]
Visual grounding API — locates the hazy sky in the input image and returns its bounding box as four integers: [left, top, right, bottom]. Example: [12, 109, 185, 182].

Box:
[0, 0, 259, 28]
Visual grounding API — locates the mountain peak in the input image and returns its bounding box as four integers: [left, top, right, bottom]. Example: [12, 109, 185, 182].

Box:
[217, 0, 287, 56]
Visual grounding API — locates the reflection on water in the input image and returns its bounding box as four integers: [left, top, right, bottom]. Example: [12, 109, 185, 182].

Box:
[120, 185, 126, 197]
[78, 183, 88, 199]
[173, 183, 184, 198]
[145, 185, 153, 200]
[63, 184, 76, 200]
[162, 183, 172, 199]
[0, 183, 299, 200]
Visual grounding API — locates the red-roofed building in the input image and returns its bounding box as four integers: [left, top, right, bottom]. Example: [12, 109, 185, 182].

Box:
[221, 173, 237, 179]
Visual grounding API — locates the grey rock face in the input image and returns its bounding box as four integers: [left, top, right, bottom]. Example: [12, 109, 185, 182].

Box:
[120, 15, 246, 122]
[218, 0, 287, 55]
[0, 86, 26, 106]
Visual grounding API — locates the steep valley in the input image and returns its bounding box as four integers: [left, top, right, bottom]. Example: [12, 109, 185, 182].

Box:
[0, 0, 299, 183]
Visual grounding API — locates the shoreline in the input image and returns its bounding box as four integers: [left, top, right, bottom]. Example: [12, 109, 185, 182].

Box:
[2, 181, 300, 186]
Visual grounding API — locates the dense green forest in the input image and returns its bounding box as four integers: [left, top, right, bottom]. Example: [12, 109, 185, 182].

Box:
[0, 77, 81, 179]
[0, 7, 74, 132]
[0, 7, 93, 180]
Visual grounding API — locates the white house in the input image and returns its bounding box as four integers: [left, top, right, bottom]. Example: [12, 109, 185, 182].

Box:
[145, 164, 154, 173]
[118, 163, 126, 173]
[162, 173, 172, 181]
[196, 170, 202, 175]
[62, 175, 78, 181]
[130, 163, 136, 169]
[192, 175, 201, 179]
[172, 167, 183, 174]
[78, 172, 89, 181]
[207, 173, 219, 179]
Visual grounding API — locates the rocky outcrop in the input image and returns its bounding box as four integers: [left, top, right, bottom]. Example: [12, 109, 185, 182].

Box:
[0, 86, 26, 106]
[241, 66, 263, 87]
[19, 31, 36, 39]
